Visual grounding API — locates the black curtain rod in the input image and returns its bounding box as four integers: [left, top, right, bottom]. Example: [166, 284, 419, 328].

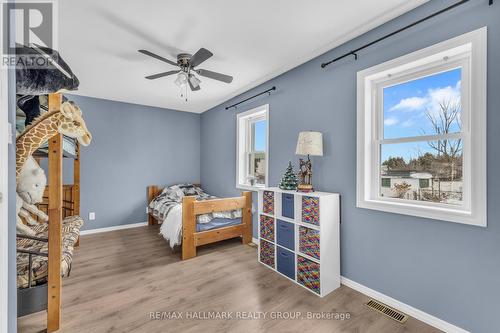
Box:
[226, 86, 276, 110]
[321, 0, 493, 69]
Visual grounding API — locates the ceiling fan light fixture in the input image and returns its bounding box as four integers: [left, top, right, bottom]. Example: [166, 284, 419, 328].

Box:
[175, 72, 188, 87]
[189, 74, 201, 88]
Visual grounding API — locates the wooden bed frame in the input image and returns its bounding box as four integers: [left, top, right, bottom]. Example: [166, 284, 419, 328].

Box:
[147, 185, 252, 260]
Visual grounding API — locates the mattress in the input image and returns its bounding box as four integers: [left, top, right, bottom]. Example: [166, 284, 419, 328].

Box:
[196, 217, 242, 232]
[17, 216, 83, 289]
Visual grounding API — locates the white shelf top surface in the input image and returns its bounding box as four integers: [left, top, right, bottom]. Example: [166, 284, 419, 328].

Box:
[261, 187, 338, 197]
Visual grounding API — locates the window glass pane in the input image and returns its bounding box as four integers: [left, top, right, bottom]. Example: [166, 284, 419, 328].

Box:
[247, 152, 266, 185]
[380, 140, 463, 205]
[383, 68, 462, 139]
[253, 120, 266, 151]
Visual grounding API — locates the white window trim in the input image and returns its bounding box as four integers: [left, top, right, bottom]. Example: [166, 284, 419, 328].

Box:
[356, 27, 487, 227]
[236, 104, 269, 191]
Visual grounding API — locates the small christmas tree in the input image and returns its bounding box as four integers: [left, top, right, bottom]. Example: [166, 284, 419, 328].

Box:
[279, 161, 299, 190]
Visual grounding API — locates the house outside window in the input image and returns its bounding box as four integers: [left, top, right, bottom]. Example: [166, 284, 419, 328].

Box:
[236, 105, 269, 190]
[357, 28, 487, 226]
[381, 178, 391, 188]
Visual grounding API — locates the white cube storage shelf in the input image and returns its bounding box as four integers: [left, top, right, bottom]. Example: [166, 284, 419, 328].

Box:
[258, 187, 340, 297]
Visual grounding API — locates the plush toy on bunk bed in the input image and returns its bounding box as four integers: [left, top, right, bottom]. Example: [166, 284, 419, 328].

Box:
[16, 100, 92, 178]
[16, 157, 48, 235]
[15, 100, 92, 235]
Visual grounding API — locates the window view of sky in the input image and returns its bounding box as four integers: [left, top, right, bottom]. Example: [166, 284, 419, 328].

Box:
[254, 120, 266, 151]
[382, 68, 462, 162]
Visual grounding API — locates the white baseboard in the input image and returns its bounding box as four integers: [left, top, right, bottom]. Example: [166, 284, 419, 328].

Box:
[340, 276, 469, 333]
[252, 237, 258, 245]
[80, 222, 148, 236]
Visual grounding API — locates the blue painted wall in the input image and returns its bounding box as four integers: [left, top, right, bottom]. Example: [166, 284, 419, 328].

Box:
[200, 1, 500, 332]
[42, 95, 201, 231]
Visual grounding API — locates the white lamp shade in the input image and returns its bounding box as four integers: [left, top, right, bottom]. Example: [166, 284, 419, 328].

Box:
[296, 131, 323, 156]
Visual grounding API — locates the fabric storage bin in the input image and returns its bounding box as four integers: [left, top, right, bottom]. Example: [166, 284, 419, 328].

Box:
[260, 215, 274, 242]
[297, 256, 320, 294]
[299, 226, 320, 259]
[276, 246, 295, 280]
[263, 191, 274, 215]
[276, 219, 294, 250]
[282, 193, 295, 219]
[302, 196, 319, 226]
[260, 239, 275, 268]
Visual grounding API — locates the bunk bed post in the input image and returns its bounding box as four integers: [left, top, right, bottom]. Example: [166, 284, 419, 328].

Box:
[47, 93, 62, 332]
[242, 192, 252, 244]
[74, 142, 80, 247]
[147, 185, 159, 225]
[182, 196, 196, 260]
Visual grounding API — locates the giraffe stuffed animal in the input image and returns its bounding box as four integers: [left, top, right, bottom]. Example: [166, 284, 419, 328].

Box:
[16, 100, 92, 179]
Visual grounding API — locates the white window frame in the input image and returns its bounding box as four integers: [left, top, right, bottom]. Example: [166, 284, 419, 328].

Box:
[357, 27, 487, 227]
[236, 104, 269, 190]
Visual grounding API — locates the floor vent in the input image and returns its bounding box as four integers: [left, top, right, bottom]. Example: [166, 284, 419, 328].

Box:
[365, 299, 408, 324]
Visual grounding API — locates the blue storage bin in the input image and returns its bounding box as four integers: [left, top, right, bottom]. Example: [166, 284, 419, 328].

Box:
[277, 246, 295, 280]
[282, 193, 294, 219]
[277, 219, 294, 250]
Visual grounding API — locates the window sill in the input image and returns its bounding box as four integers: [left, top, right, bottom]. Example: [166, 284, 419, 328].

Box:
[236, 184, 266, 192]
[356, 198, 486, 227]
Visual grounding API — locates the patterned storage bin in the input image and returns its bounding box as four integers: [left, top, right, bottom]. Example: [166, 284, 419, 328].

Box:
[297, 256, 320, 294]
[299, 226, 320, 259]
[263, 191, 274, 215]
[260, 215, 275, 241]
[260, 239, 275, 268]
[302, 196, 320, 226]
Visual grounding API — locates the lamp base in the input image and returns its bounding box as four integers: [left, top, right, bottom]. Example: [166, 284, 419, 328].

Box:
[297, 184, 314, 193]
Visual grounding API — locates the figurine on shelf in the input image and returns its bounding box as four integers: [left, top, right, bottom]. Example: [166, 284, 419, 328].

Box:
[279, 161, 299, 190]
[295, 131, 323, 192]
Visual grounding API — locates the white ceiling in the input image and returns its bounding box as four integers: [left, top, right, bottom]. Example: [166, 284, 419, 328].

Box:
[59, 0, 427, 113]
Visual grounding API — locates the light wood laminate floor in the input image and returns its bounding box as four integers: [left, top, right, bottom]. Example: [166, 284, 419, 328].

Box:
[18, 225, 441, 333]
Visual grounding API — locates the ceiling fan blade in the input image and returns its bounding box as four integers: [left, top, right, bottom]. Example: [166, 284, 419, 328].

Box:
[196, 69, 233, 83]
[145, 70, 179, 80]
[189, 48, 213, 68]
[138, 49, 178, 67]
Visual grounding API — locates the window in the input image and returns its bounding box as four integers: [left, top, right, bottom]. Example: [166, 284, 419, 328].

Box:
[237, 105, 269, 190]
[357, 28, 487, 226]
[381, 178, 391, 188]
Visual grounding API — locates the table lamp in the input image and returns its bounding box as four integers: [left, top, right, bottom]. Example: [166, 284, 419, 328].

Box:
[295, 131, 323, 192]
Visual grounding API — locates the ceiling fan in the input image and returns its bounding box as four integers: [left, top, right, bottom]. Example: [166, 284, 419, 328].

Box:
[138, 48, 233, 92]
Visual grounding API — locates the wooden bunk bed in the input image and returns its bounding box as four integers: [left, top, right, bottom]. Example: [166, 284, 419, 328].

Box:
[147, 185, 252, 260]
[16, 93, 81, 332]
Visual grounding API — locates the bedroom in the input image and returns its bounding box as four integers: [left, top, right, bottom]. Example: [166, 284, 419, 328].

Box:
[1, 0, 499, 332]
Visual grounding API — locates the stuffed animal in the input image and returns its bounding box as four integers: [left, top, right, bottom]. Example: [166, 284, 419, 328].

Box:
[16, 194, 33, 235]
[15, 45, 79, 95]
[17, 95, 41, 127]
[16, 157, 49, 235]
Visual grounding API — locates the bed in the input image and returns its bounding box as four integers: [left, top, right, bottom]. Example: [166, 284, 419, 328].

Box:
[147, 184, 252, 260]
